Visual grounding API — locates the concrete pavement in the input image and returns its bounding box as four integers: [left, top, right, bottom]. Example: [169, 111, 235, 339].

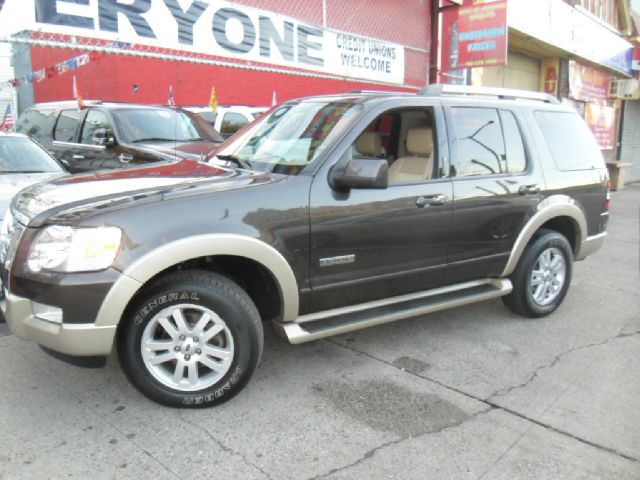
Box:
[0, 184, 638, 479]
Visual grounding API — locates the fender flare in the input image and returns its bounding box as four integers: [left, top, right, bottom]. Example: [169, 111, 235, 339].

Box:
[95, 234, 299, 327]
[500, 199, 587, 277]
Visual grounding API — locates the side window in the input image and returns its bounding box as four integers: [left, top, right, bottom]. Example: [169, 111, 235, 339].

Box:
[196, 111, 217, 127]
[350, 107, 437, 185]
[80, 110, 113, 145]
[534, 111, 603, 170]
[15, 108, 56, 142]
[220, 112, 249, 136]
[500, 110, 527, 173]
[54, 110, 82, 143]
[450, 107, 505, 176]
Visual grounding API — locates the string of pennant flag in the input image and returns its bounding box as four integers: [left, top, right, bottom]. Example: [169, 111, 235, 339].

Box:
[0, 51, 101, 90]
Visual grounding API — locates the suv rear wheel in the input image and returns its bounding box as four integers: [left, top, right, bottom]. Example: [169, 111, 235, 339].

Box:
[118, 270, 263, 408]
[502, 229, 573, 318]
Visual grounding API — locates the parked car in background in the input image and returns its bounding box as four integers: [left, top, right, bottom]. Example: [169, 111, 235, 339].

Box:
[188, 105, 268, 139]
[0, 132, 66, 299]
[16, 101, 223, 173]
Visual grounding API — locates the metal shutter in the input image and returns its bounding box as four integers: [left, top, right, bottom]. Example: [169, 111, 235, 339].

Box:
[620, 100, 640, 183]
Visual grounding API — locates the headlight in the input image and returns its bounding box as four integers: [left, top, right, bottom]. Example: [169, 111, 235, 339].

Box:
[27, 226, 122, 273]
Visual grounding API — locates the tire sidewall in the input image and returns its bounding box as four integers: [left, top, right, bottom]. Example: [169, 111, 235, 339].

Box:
[521, 232, 573, 316]
[120, 280, 260, 408]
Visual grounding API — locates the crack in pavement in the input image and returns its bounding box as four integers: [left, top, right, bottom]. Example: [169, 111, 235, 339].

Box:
[179, 414, 274, 480]
[328, 338, 640, 466]
[488, 327, 640, 401]
[16, 352, 182, 479]
[307, 407, 493, 480]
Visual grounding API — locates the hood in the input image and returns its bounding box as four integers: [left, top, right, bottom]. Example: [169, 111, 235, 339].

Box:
[135, 140, 221, 161]
[0, 172, 64, 222]
[12, 159, 274, 226]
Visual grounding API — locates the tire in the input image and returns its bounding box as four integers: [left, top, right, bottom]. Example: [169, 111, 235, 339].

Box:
[502, 229, 573, 318]
[118, 270, 263, 408]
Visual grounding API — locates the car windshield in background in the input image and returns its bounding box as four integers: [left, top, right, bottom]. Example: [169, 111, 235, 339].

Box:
[112, 108, 204, 143]
[0, 137, 62, 173]
[215, 101, 362, 175]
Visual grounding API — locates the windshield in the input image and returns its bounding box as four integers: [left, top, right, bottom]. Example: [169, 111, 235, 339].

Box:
[0, 137, 62, 173]
[113, 108, 218, 143]
[215, 101, 362, 175]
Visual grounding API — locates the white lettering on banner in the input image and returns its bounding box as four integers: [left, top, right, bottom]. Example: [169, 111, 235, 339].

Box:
[0, 0, 405, 85]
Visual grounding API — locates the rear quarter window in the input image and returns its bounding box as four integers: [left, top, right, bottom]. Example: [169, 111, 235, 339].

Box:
[16, 108, 56, 142]
[534, 111, 604, 171]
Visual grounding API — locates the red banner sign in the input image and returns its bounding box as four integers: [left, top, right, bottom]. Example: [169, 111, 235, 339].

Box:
[632, 47, 640, 71]
[568, 61, 610, 104]
[456, 0, 508, 69]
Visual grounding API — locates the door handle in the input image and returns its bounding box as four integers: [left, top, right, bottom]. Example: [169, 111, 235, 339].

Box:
[416, 194, 448, 208]
[119, 153, 133, 164]
[72, 154, 85, 159]
[518, 184, 540, 195]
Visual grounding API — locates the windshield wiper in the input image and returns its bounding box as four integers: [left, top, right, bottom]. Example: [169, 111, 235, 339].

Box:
[213, 155, 252, 170]
[132, 137, 176, 143]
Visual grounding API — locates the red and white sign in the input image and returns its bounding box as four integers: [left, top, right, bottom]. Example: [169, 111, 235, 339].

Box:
[456, 0, 508, 69]
[585, 103, 616, 150]
[568, 61, 610, 104]
[633, 47, 640, 71]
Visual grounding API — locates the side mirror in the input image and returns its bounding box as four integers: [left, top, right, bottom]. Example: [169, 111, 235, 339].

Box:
[93, 128, 116, 148]
[331, 157, 388, 191]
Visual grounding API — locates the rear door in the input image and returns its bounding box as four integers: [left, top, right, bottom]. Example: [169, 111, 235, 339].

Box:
[444, 104, 543, 283]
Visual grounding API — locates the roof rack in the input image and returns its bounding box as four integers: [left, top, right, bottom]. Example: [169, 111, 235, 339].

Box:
[346, 90, 413, 95]
[419, 84, 560, 104]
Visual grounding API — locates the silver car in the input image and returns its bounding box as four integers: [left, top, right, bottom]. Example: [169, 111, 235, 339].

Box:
[0, 133, 66, 300]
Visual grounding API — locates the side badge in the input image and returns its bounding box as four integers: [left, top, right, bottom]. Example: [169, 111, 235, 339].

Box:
[319, 254, 356, 267]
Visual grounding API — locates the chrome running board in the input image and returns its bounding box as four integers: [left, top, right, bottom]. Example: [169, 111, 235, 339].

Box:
[273, 278, 512, 344]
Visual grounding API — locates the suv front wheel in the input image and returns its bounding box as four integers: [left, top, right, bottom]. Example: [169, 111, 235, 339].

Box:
[502, 229, 573, 318]
[118, 270, 263, 408]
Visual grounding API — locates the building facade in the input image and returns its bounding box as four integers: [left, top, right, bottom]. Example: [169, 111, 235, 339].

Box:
[440, 0, 634, 169]
[0, 0, 432, 109]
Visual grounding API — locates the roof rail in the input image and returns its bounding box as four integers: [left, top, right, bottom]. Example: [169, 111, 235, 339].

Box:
[346, 89, 412, 95]
[419, 84, 560, 104]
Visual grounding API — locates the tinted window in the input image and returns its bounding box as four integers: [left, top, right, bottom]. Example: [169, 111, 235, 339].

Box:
[112, 108, 221, 143]
[451, 107, 505, 176]
[500, 110, 526, 173]
[0, 137, 62, 173]
[534, 111, 603, 170]
[196, 111, 217, 126]
[15, 108, 56, 142]
[80, 110, 112, 145]
[221, 112, 249, 135]
[54, 110, 82, 142]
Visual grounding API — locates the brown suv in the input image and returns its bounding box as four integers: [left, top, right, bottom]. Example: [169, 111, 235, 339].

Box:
[16, 101, 223, 173]
[1, 85, 609, 407]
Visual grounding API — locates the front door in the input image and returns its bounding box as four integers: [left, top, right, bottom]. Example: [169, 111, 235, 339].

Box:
[309, 103, 453, 312]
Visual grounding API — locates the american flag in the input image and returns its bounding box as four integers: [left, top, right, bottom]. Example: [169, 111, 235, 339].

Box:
[167, 85, 175, 106]
[0, 103, 13, 131]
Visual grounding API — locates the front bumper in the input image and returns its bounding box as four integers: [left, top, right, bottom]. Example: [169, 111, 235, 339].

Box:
[1, 289, 116, 356]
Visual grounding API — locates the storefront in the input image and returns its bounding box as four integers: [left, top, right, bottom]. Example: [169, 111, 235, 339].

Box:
[439, 0, 634, 163]
[0, 0, 432, 109]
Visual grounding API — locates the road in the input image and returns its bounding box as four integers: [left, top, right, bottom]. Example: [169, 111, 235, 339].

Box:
[1, 184, 638, 479]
